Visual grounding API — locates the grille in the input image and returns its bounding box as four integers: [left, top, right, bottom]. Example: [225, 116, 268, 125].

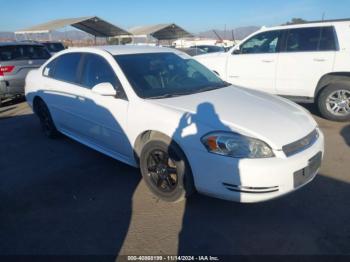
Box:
[283, 129, 319, 157]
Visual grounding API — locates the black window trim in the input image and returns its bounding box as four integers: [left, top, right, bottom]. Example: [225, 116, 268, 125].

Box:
[42, 51, 128, 100]
[331, 26, 340, 51]
[234, 26, 339, 55]
[78, 53, 128, 100]
[279, 26, 339, 53]
[232, 29, 284, 55]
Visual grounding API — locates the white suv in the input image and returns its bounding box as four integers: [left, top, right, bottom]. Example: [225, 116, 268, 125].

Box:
[195, 19, 350, 121]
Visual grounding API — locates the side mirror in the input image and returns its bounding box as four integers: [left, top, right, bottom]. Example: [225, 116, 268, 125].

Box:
[232, 48, 242, 55]
[91, 82, 116, 96]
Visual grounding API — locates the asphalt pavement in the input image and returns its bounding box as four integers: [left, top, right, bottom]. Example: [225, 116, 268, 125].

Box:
[0, 99, 349, 258]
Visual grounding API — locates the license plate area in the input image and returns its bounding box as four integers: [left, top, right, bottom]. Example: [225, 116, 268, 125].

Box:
[294, 152, 322, 188]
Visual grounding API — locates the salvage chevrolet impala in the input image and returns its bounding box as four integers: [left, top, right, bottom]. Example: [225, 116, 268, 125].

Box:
[25, 46, 324, 203]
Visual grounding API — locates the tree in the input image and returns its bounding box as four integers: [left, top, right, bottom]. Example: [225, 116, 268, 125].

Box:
[284, 18, 307, 25]
[107, 37, 132, 45]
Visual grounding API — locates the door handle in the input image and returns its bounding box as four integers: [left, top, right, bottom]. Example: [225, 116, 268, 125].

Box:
[261, 59, 274, 63]
[313, 58, 326, 62]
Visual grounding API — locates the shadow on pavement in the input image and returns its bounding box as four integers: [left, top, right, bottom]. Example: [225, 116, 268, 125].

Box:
[1, 112, 350, 257]
[340, 125, 350, 146]
[298, 103, 320, 117]
[0, 96, 26, 108]
[178, 174, 350, 255]
[0, 113, 141, 256]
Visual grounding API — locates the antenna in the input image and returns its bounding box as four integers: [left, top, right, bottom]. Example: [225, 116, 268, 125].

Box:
[224, 24, 226, 40]
[231, 29, 235, 42]
[213, 30, 223, 41]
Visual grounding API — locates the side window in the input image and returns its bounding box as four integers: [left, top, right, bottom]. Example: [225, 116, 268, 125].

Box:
[81, 54, 118, 88]
[54, 53, 82, 83]
[319, 27, 337, 51]
[81, 54, 127, 99]
[285, 27, 320, 52]
[239, 30, 281, 54]
[43, 59, 57, 78]
[285, 27, 337, 52]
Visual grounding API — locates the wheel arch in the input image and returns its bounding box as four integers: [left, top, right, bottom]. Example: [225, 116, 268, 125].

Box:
[315, 72, 350, 99]
[32, 95, 44, 115]
[133, 130, 190, 167]
[134, 129, 196, 197]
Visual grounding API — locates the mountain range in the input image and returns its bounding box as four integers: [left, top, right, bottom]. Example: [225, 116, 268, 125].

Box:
[197, 26, 260, 40]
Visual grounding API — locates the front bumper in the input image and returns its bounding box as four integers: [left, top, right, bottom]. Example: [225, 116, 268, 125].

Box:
[188, 130, 325, 203]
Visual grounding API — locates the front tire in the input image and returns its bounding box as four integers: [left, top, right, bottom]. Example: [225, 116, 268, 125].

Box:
[35, 99, 60, 138]
[140, 137, 195, 202]
[317, 82, 350, 122]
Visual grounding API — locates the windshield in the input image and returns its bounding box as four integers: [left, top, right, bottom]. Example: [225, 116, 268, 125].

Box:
[114, 52, 229, 99]
[192, 45, 225, 53]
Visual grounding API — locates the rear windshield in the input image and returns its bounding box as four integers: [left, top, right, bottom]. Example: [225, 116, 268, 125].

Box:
[0, 45, 51, 61]
[43, 43, 65, 53]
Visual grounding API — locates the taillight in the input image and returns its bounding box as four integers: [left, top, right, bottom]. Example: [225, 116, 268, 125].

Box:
[0, 66, 15, 76]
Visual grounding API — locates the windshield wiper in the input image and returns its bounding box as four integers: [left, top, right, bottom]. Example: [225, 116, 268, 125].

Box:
[193, 82, 231, 94]
[147, 92, 191, 99]
[147, 82, 231, 99]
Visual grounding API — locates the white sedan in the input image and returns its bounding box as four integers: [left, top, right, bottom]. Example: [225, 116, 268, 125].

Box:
[25, 46, 324, 203]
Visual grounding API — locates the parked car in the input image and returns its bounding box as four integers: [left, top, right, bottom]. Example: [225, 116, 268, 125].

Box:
[0, 42, 51, 106]
[175, 47, 207, 56]
[41, 41, 65, 55]
[190, 45, 225, 54]
[195, 19, 350, 121]
[25, 46, 324, 203]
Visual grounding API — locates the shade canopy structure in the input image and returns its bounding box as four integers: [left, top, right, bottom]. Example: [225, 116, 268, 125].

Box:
[15, 16, 131, 37]
[128, 23, 192, 40]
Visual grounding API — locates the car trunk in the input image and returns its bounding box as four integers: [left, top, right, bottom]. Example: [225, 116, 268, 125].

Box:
[0, 60, 45, 94]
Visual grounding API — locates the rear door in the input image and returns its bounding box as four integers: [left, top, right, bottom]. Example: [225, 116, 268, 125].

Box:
[275, 26, 337, 97]
[41, 52, 83, 135]
[0, 45, 50, 95]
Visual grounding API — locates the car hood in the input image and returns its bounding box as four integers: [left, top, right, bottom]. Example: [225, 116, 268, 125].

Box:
[196, 51, 228, 59]
[148, 85, 317, 149]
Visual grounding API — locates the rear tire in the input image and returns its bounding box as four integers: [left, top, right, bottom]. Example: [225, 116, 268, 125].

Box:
[317, 82, 350, 122]
[140, 137, 195, 202]
[35, 99, 60, 138]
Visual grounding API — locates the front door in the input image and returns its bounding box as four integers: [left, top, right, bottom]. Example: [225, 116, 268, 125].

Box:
[226, 30, 283, 94]
[77, 53, 132, 160]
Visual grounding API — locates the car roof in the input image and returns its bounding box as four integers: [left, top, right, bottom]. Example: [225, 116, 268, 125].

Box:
[60, 45, 181, 56]
[262, 19, 350, 31]
[94, 45, 178, 55]
[0, 41, 44, 47]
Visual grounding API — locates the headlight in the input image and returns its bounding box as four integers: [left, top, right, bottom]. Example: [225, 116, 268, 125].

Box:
[201, 132, 275, 158]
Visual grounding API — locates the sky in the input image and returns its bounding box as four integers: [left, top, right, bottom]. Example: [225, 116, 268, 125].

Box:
[1, 0, 350, 32]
